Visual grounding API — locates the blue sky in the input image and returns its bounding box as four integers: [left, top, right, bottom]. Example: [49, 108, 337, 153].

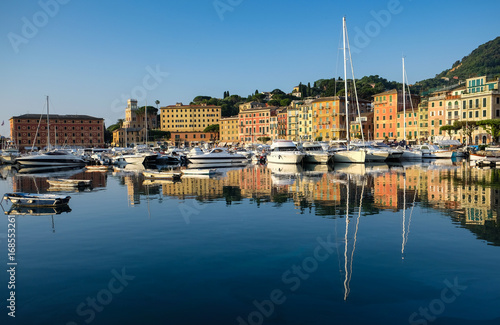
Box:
[1, 0, 499, 137]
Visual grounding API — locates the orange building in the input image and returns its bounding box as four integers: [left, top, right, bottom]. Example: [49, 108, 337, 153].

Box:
[170, 131, 218, 146]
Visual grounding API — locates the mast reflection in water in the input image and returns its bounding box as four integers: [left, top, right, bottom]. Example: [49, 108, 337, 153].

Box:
[1, 161, 499, 324]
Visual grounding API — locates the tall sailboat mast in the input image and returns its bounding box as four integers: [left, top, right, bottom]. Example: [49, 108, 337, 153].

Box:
[46, 95, 50, 150]
[402, 57, 406, 143]
[145, 100, 148, 146]
[343, 17, 349, 147]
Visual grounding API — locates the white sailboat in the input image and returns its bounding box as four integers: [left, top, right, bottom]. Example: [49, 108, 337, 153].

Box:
[400, 58, 423, 161]
[334, 17, 366, 164]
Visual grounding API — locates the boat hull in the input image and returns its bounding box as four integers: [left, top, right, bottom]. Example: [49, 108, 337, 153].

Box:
[366, 151, 389, 162]
[267, 153, 304, 164]
[400, 150, 423, 160]
[333, 150, 366, 163]
[303, 153, 332, 164]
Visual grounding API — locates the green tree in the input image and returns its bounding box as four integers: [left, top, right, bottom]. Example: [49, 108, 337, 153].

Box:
[149, 130, 171, 141]
[280, 98, 292, 107]
[476, 119, 500, 144]
[454, 121, 477, 144]
[257, 136, 271, 143]
[440, 125, 459, 139]
[268, 99, 280, 107]
[203, 124, 220, 133]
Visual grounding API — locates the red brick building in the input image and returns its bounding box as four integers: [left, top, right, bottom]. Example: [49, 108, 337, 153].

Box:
[10, 114, 105, 151]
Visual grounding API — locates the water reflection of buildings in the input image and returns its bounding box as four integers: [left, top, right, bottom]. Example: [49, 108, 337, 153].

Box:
[12, 169, 107, 193]
[119, 163, 499, 231]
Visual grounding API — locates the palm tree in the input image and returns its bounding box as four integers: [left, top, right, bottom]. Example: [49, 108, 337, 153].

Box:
[155, 100, 160, 109]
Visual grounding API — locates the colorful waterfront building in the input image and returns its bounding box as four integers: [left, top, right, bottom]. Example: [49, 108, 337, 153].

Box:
[238, 105, 277, 143]
[160, 102, 221, 145]
[112, 99, 159, 147]
[350, 111, 374, 141]
[312, 96, 371, 141]
[270, 107, 287, 140]
[417, 100, 429, 141]
[460, 76, 500, 144]
[219, 115, 239, 144]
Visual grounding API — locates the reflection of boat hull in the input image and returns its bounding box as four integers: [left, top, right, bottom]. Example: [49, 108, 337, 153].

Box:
[143, 171, 181, 180]
[188, 162, 246, 168]
[15, 166, 85, 175]
[4, 193, 71, 206]
[182, 169, 217, 175]
[5, 205, 71, 216]
[47, 179, 92, 188]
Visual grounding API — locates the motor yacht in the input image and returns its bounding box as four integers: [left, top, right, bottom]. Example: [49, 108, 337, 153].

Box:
[301, 142, 333, 164]
[187, 147, 247, 166]
[267, 140, 305, 164]
[15, 150, 86, 167]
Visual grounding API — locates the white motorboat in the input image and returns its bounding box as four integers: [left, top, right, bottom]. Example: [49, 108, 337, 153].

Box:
[399, 147, 423, 161]
[333, 149, 367, 163]
[349, 143, 389, 162]
[187, 147, 247, 166]
[234, 148, 253, 159]
[413, 144, 453, 159]
[121, 152, 157, 165]
[15, 150, 86, 167]
[267, 140, 305, 164]
[302, 142, 333, 164]
[0, 148, 20, 164]
[371, 142, 404, 160]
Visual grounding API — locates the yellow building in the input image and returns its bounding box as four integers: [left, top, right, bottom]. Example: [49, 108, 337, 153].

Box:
[417, 100, 429, 140]
[312, 96, 371, 141]
[160, 102, 221, 133]
[219, 116, 239, 143]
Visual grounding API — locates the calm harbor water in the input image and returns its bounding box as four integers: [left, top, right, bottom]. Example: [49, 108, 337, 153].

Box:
[1, 161, 499, 325]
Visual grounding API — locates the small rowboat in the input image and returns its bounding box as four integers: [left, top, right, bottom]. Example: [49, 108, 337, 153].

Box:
[3, 193, 71, 206]
[142, 170, 182, 180]
[47, 179, 92, 188]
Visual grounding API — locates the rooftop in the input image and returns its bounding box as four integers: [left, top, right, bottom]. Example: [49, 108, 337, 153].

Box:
[11, 114, 103, 120]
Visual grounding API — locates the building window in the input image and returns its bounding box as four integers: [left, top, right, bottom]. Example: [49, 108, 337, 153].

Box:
[483, 110, 487, 117]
